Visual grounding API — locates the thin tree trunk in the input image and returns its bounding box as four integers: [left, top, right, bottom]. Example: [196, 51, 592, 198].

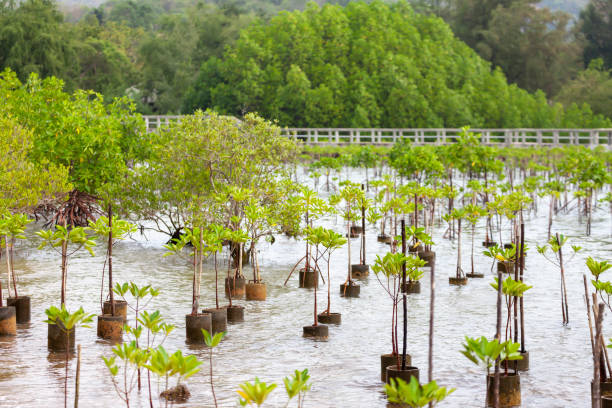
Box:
[401, 220, 407, 370]
[5, 237, 12, 298]
[74, 344, 81, 408]
[108, 206, 115, 316]
[557, 233, 569, 324]
[210, 351, 218, 408]
[494, 263, 503, 408]
[593, 303, 604, 408]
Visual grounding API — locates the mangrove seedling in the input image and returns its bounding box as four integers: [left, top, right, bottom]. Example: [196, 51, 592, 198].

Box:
[37, 225, 96, 306]
[237, 378, 277, 407]
[334, 182, 365, 292]
[461, 336, 522, 406]
[44, 305, 94, 408]
[163, 226, 207, 315]
[490, 276, 532, 348]
[114, 281, 160, 390]
[284, 369, 311, 408]
[372, 251, 410, 369]
[0, 212, 30, 300]
[384, 377, 454, 407]
[537, 233, 580, 324]
[319, 228, 346, 318]
[146, 346, 202, 407]
[89, 212, 137, 316]
[587, 257, 612, 312]
[137, 310, 175, 406]
[201, 329, 225, 408]
[444, 207, 467, 280]
[463, 204, 487, 276]
[102, 340, 150, 408]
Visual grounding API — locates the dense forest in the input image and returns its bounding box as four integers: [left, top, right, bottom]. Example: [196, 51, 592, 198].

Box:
[1, 0, 612, 126]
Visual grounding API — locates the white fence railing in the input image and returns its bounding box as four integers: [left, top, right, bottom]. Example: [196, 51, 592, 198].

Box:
[142, 116, 612, 147]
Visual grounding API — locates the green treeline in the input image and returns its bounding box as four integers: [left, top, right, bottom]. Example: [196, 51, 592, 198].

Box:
[2, 0, 612, 127]
[183, 1, 608, 127]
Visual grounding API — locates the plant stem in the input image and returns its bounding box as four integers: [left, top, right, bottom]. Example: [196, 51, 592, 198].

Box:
[210, 350, 218, 408]
[108, 205, 115, 316]
[214, 252, 219, 310]
[401, 219, 407, 370]
[74, 344, 81, 408]
[494, 261, 503, 407]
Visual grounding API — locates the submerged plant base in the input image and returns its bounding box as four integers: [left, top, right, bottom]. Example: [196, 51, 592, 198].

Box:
[224, 305, 244, 323]
[340, 282, 360, 298]
[497, 262, 515, 274]
[401, 281, 420, 294]
[381, 354, 411, 382]
[515, 350, 529, 371]
[351, 264, 370, 278]
[225, 276, 246, 299]
[592, 380, 612, 400]
[466, 272, 485, 278]
[449, 277, 468, 286]
[245, 282, 266, 301]
[185, 313, 212, 344]
[102, 300, 128, 321]
[298, 269, 318, 288]
[486, 372, 521, 407]
[350, 225, 363, 235]
[48, 321, 75, 351]
[417, 251, 435, 267]
[385, 365, 419, 385]
[96, 314, 123, 340]
[303, 324, 328, 339]
[7, 296, 30, 324]
[317, 312, 341, 325]
[377, 234, 392, 244]
[201, 307, 228, 334]
[160, 384, 190, 402]
[0, 306, 16, 336]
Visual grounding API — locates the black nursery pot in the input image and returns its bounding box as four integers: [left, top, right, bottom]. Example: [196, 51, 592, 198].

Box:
[401, 281, 420, 294]
[224, 305, 244, 323]
[303, 324, 328, 339]
[386, 365, 419, 385]
[351, 264, 370, 279]
[603, 396, 612, 408]
[317, 312, 341, 325]
[482, 240, 497, 248]
[299, 269, 318, 288]
[185, 313, 212, 344]
[466, 272, 485, 278]
[225, 276, 246, 299]
[486, 372, 521, 407]
[201, 308, 228, 334]
[48, 320, 75, 352]
[340, 282, 360, 298]
[7, 296, 30, 324]
[0, 306, 16, 336]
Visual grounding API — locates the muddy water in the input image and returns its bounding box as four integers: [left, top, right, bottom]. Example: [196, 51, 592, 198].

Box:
[0, 176, 611, 407]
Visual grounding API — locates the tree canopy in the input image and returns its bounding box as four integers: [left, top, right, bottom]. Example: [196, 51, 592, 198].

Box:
[184, 1, 608, 128]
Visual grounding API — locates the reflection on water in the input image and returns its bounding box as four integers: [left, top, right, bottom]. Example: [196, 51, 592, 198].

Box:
[0, 173, 610, 407]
